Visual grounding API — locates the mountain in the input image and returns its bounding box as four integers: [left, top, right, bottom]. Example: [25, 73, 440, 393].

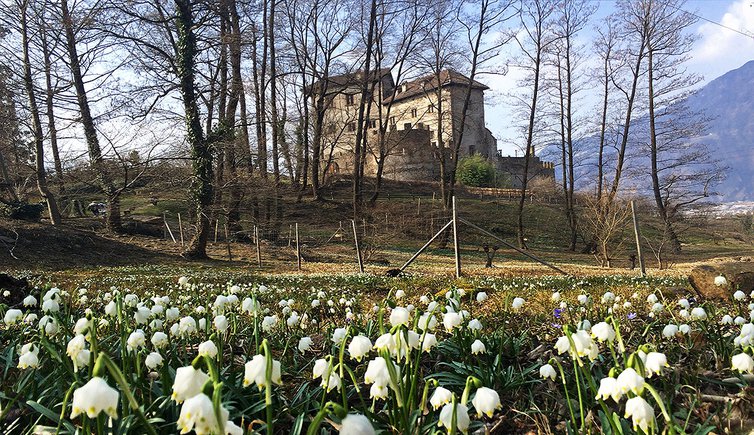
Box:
[548, 60, 754, 203]
[684, 60, 754, 201]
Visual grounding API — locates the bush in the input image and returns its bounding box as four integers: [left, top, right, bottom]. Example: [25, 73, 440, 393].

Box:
[457, 155, 496, 187]
[0, 201, 44, 221]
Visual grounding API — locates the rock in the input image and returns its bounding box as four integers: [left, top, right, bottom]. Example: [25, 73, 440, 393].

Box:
[0, 273, 31, 307]
[688, 262, 754, 300]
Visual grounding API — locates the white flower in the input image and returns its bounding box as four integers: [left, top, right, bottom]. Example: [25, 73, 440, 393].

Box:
[390, 307, 410, 327]
[298, 336, 313, 353]
[198, 340, 218, 358]
[176, 393, 232, 435]
[476, 292, 488, 302]
[18, 344, 40, 369]
[647, 294, 658, 304]
[690, 307, 707, 320]
[42, 299, 59, 313]
[662, 324, 678, 338]
[651, 302, 664, 313]
[616, 368, 645, 395]
[364, 357, 394, 388]
[198, 318, 207, 331]
[395, 289, 406, 299]
[73, 318, 90, 335]
[214, 315, 228, 333]
[732, 353, 754, 373]
[721, 315, 734, 325]
[472, 387, 501, 418]
[471, 339, 486, 354]
[679, 324, 691, 334]
[145, 352, 163, 369]
[134, 306, 152, 324]
[39, 315, 58, 335]
[71, 377, 119, 419]
[23, 295, 37, 307]
[286, 312, 300, 328]
[66, 334, 87, 367]
[714, 275, 727, 286]
[348, 335, 372, 362]
[422, 333, 438, 352]
[4, 309, 23, 324]
[467, 318, 482, 331]
[243, 354, 282, 389]
[734, 290, 746, 301]
[602, 292, 615, 304]
[430, 387, 453, 410]
[171, 366, 210, 403]
[511, 297, 525, 310]
[331, 327, 347, 344]
[127, 330, 146, 353]
[178, 316, 197, 336]
[577, 294, 588, 305]
[261, 315, 277, 332]
[678, 298, 690, 309]
[151, 331, 169, 348]
[644, 352, 668, 378]
[624, 396, 655, 433]
[178, 276, 189, 286]
[551, 292, 561, 302]
[539, 364, 556, 381]
[339, 414, 375, 435]
[418, 313, 438, 331]
[595, 376, 621, 402]
[591, 322, 616, 342]
[438, 403, 470, 433]
[166, 307, 180, 321]
[443, 312, 462, 332]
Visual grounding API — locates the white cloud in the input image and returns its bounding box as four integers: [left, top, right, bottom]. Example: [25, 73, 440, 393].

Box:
[690, 0, 754, 80]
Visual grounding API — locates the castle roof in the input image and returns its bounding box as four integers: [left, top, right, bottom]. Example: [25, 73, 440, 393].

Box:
[307, 68, 393, 96]
[384, 70, 489, 104]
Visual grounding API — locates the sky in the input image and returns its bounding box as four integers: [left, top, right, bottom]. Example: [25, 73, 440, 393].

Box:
[484, 0, 754, 157]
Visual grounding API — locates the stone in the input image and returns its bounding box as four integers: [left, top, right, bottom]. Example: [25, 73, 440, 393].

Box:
[688, 262, 754, 300]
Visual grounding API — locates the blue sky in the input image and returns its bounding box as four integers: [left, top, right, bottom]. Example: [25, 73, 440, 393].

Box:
[485, 0, 754, 156]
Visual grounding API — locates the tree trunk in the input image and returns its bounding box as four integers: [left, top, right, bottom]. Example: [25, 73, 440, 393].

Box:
[175, 0, 213, 259]
[20, 1, 61, 225]
[40, 27, 64, 192]
[60, 0, 121, 231]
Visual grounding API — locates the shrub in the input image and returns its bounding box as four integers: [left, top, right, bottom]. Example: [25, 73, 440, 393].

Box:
[456, 155, 495, 187]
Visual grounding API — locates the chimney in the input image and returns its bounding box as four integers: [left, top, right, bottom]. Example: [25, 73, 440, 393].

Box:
[401, 83, 407, 93]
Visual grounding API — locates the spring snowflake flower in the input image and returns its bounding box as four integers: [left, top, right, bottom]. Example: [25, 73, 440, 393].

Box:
[732, 353, 754, 373]
[430, 387, 453, 410]
[438, 403, 470, 433]
[591, 322, 616, 342]
[624, 396, 655, 433]
[443, 312, 463, 332]
[172, 366, 210, 403]
[551, 292, 561, 302]
[511, 297, 525, 310]
[476, 292, 488, 302]
[690, 307, 707, 320]
[468, 319, 483, 331]
[714, 275, 727, 286]
[471, 339, 486, 354]
[651, 302, 664, 313]
[339, 414, 375, 435]
[577, 294, 588, 305]
[298, 336, 313, 353]
[616, 368, 645, 395]
[418, 313, 438, 331]
[286, 312, 300, 328]
[127, 330, 146, 353]
[214, 315, 229, 333]
[71, 377, 119, 419]
[176, 393, 236, 435]
[145, 352, 164, 370]
[472, 387, 501, 418]
[390, 307, 410, 327]
[166, 307, 180, 321]
[662, 324, 678, 338]
[364, 357, 396, 390]
[178, 316, 197, 336]
[178, 276, 189, 286]
[42, 299, 59, 313]
[422, 333, 438, 352]
[151, 331, 169, 348]
[39, 315, 59, 335]
[198, 340, 218, 358]
[348, 335, 372, 362]
[23, 295, 37, 307]
[332, 327, 348, 343]
[679, 324, 691, 334]
[734, 291, 746, 301]
[678, 298, 690, 309]
[18, 343, 40, 369]
[539, 364, 556, 381]
[395, 290, 406, 299]
[134, 306, 151, 324]
[644, 352, 668, 378]
[646, 294, 658, 304]
[4, 309, 23, 325]
[602, 292, 616, 304]
[595, 376, 621, 402]
[721, 315, 734, 325]
[243, 354, 282, 389]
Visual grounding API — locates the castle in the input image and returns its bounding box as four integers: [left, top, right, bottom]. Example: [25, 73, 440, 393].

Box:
[313, 69, 554, 187]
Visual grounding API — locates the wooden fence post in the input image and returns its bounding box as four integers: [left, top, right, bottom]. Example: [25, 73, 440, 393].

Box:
[164, 212, 176, 244]
[295, 223, 301, 271]
[352, 219, 364, 273]
[452, 196, 461, 279]
[255, 225, 262, 268]
[177, 213, 185, 246]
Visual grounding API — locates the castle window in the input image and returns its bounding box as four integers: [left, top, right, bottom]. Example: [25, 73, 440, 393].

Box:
[411, 108, 417, 117]
[347, 122, 356, 132]
[345, 94, 354, 106]
[368, 119, 377, 129]
[417, 123, 425, 130]
[428, 105, 434, 113]
[390, 116, 396, 125]
[404, 122, 412, 130]
[431, 141, 437, 148]
[469, 145, 476, 155]
[430, 130, 436, 139]
[327, 124, 336, 134]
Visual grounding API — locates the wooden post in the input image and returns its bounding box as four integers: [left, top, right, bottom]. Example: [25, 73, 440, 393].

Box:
[295, 223, 301, 271]
[255, 225, 262, 267]
[417, 197, 421, 216]
[177, 213, 185, 246]
[224, 224, 232, 261]
[214, 219, 219, 243]
[631, 200, 646, 277]
[288, 224, 292, 248]
[452, 196, 461, 278]
[352, 219, 364, 273]
[164, 212, 176, 243]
